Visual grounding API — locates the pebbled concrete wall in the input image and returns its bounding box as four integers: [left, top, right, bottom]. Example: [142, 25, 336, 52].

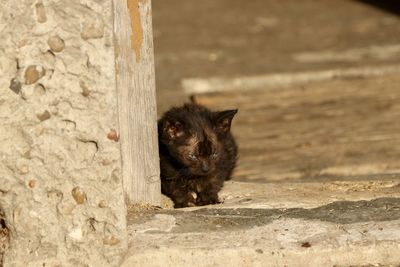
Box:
[0, 0, 127, 266]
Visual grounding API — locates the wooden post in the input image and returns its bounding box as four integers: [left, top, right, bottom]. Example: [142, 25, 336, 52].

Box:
[113, 0, 161, 205]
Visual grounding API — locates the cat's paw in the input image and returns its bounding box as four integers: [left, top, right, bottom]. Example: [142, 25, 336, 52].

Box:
[196, 193, 220, 206]
[187, 201, 196, 207]
[173, 192, 197, 208]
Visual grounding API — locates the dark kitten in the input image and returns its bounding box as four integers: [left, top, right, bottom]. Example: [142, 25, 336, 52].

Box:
[158, 103, 238, 208]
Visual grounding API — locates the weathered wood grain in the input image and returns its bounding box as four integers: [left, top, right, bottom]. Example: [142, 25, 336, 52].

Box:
[113, 0, 160, 204]
[193, 74, 400, 182]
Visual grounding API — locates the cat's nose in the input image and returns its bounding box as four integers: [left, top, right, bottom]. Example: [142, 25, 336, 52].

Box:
[201, 163, 209, 173]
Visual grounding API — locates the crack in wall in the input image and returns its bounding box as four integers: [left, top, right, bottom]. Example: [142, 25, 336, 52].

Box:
[0, 208, 10, 267]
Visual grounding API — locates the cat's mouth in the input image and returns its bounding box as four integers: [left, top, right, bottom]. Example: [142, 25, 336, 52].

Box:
[189, 170, 213, 178]
[180, 168, 199, 177]
[180, 168, 210, 179]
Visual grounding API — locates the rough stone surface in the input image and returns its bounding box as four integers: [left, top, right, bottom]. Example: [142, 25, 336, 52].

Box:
[81, 18, 105, 40]
[123, 181, 400, 266]
[0, 1, 127, 266]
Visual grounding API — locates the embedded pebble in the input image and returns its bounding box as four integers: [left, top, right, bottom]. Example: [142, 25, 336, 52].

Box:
[35, 125, 44, 136]
[102, 159, 112, 166]
[255, 248, 264, 254]
[28, 180, 36, 188]
[47, 35, 65, 53]
[103, 236, 120, 246]
[98, 200, 107, 208]
[23, 150, 32, 159]
[107, 129, 119, 142]
[72, 186, 87, 204]
[36, 110, 51, 121]
[25, 65, 45, 85]
[34, 84, 46, 97]
[58, 203, 75, 215]
[9, 78, 22, 94]
[35, 2, 47, 23]
[80, 80, 90, 97]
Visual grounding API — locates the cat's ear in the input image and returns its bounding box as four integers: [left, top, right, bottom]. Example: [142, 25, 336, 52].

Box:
[163, 120, 184, 139]
[214, 109, 238, 133]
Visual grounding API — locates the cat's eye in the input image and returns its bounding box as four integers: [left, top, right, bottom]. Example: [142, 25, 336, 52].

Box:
[188, 154, 198, 161]
[211, 153, 218, 159]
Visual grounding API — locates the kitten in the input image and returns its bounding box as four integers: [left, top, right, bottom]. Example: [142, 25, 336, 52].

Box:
[158, 103, 238, 208]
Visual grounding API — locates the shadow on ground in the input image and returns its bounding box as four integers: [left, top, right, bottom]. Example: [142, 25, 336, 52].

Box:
[129, 197, 400, 233]
[357, 0, 400, 15]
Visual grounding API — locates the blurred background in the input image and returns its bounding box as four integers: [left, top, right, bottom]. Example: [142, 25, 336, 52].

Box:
[152, 0, 400, 183]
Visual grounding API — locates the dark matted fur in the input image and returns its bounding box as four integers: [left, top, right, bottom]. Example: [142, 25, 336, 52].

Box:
[158, 103, 238, 208]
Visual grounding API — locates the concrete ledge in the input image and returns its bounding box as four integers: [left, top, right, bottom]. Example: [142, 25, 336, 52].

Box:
[122, 181, 400, 266]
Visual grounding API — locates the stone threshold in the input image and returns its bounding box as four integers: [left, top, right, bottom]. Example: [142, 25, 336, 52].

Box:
[122, 180, 400, 266]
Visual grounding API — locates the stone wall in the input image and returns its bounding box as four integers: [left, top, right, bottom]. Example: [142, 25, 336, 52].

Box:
[0, 0, 127, 266]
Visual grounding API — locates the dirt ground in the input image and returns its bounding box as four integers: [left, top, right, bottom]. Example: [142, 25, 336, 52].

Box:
[152, 0, 400, 113]
[152, 0, 400, 183]
[194, 74, 400, 182]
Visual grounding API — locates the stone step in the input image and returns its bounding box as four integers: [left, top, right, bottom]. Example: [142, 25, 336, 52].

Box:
[122, 180, 400, 266]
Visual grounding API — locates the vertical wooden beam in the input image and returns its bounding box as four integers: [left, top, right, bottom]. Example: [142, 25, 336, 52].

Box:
[113, 0, 161, 205]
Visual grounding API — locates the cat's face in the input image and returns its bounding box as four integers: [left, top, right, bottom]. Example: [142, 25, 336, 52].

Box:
[160, 108, 237, 176]
[173, 130, 220, 176]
